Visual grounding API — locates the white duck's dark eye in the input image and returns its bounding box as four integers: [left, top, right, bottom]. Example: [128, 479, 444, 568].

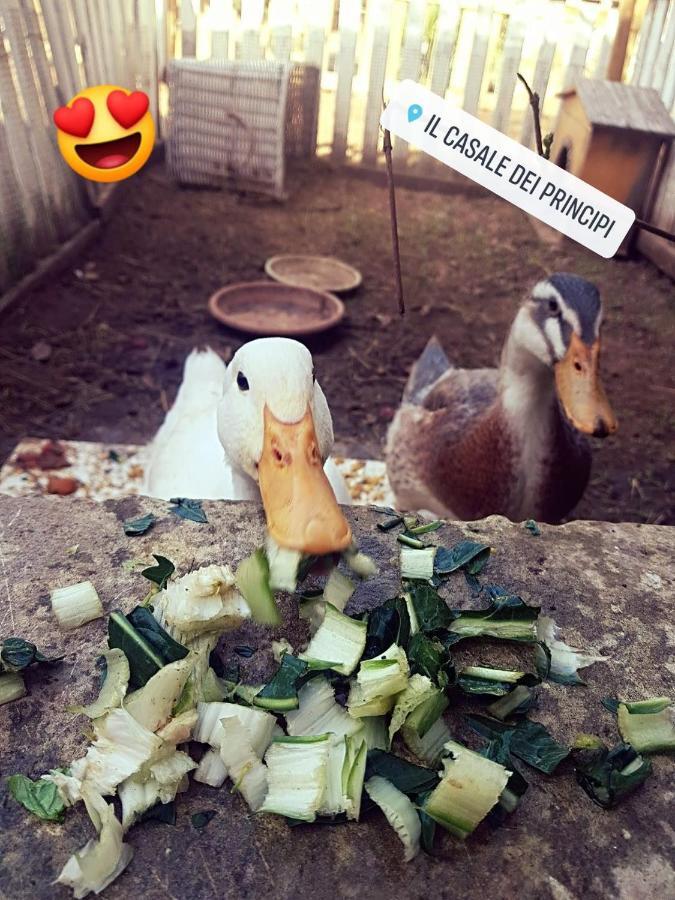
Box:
[236, 371, 249, 391]
[548, 298, 560, 315]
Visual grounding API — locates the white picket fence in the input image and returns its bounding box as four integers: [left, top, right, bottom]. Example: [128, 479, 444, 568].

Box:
[174, 0, 675, 164]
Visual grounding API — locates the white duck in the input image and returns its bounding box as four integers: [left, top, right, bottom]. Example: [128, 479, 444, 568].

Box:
[143, 338, 352, 556]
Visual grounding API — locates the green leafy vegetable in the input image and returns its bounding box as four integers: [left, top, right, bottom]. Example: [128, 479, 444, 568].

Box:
[108, 608, 188, 689]
[127, 607, 189, 665]
[7, 773, 66, 822]
[524, 519, 541, 536]
[574, 742, 652, 808]
[191, 810, 217, 829]
[361, 597, 411, 659]
[123, 513, 156, 536]
[364, 750, 439, 796]
[397, 533, 426, 550]
[434, 540, 490, 576]
[235, 548, 281, 626]
[377, 516, 404, 532]
[409, 520, 444, 536]
[234, 645, 255, 658]
[407, 632, 455, 689]
[170, 497, 208, 523]
[602, 697, 620, 714]
[457, 666, 539, 697]
[299, 605, 367, 676]
[253, 654, 308, 711]
[141, 554, 175, 590]
[138, 800, 177, 826]
[617, 697, 675, 753]
[447, 587, 539, 645]
[466, 715, 569, 774]
[486, 684, 536, 720]
[0, 638, 61, 673]
[408, 584, 454, 633]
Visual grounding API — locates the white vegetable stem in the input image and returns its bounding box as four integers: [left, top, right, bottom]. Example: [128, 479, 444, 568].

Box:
[0, 672, 26, 706]
[51, 580, 103, 629]
[365, 776, 421, 861]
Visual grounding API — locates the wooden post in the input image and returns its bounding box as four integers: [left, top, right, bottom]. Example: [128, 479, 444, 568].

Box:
[361, 0, 392, 165]
[606, 0, 638, 81]
[332, 0, 360, 162]
[492, 5, 527, 134]
[395, 0, 426, 161]
[462, 0, 493, 117]
[429, 1, 461, 100]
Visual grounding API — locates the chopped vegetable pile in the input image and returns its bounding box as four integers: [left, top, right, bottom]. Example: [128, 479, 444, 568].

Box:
[3, 510, 673, 897]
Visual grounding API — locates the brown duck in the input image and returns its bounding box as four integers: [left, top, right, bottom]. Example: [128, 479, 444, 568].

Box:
[386, 274, 617, 523]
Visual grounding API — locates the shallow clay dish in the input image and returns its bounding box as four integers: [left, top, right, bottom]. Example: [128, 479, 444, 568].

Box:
[208, 281, 345, 336]
[264, 255, 362, 293]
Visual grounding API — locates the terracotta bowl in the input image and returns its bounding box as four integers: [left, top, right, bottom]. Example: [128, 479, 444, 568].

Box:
[264, 254, 362, 293]
[208, 281, 345, 337]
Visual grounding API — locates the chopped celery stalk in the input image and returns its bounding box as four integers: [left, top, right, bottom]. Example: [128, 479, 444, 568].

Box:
[360, 716, 389, 751]
[265, 535, 301, 593]
[298, 597, 327, 634]
[356, 643, 410, 702]
[400, 546, 436, 581]
[51, 580, 103, 629]
[194, 702, 276, 757]
[319, 736, 348, 816]
[153, 564, 248, 639]
[299, 604, 367, 676]
[119, 749, 195, 830]
[409, 520, 444, 536]
[397, 533, 426, 550]
[285, 677, 364, 738]
[460, 665, 525, 683]
[156, 708, 197, 744]
[322, 569, 355, 612]
[194, 749, 228, 787]
[402, 714, 452, 767]
[56, 790, 133, 898]
[219, 716, 268, 811]
[617, 697, 675, 753]
[69, 649, 130, 719]
[423, 740, 511, 839]
[0, 672, 26, 706]
[235, 548, 281, 626]
[365, 776, 421, 861]
[260, 735, 330, 822]
[535, 615, 607, 684]
[124, 657, 193, 732]
[403, 592, 419, 636]
[343, 735, 368, 820]
[272, 638, 294, 662]
[201, 667, 228, 702]
[389, 674, 440, 744]
[486, 684, 535, 720]
[343, 545, 378, 578]
[347, 684, 396, 718]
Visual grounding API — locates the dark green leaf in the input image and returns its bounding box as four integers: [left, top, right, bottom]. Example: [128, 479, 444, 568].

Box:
[574, 743, 651, 809]
[169, 498, 208, 524]
[0, 638, 61, 673]
[466, 715, 569, 774]
[524, 519, 541, 536]
[191, 810, 217, 829]
[108, 611, 163, 689]
[108, 449, 121, 463]
[234, 645, 255, 659]
[296, 554, 320, 583]
[602, 696, 620, 714]
[434, 540, 490, 576]
[407, 632, 455, 688]
[457, 671, 539, 698]
[377, 516, 404, 532]
[448, 587, 540, 644]
[361, 597, 411, 659]
[364, 750, 440, 796]
[370, 505, 399, 516]
[7, 774, 66, 823]
[123, 513, 156, 536]
[253, 654, 308, 711]
[127, 607, 189, 665]
[417, 791, 438, 855]
[141, 554, 175, 590]
[409, 584, 454, 633]
[138, 800, 176, 826]
[464, 571, 482, 594]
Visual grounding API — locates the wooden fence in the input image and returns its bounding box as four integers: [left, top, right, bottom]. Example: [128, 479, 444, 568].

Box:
[0, 0, 673, 305]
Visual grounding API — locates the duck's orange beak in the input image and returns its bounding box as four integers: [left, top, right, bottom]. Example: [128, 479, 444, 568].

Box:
[554, 333, 617, 437]
[258, 405, 352, 555]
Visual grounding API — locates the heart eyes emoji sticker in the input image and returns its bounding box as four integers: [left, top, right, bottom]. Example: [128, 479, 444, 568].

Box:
[54, 84, 154, 183]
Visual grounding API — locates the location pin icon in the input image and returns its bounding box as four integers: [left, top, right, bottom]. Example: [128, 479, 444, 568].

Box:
[407, 103, 423, 123]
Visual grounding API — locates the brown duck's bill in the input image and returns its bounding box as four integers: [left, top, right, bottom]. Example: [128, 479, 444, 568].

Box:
[258, 405, 352, 555]
[554, 333, 617, 437]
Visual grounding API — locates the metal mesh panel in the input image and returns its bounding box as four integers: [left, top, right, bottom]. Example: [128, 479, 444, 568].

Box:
[166, 59, 319, 198]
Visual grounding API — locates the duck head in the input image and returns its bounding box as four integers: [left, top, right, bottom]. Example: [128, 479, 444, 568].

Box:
[508, 274, 617, 437]
[217, 337, 352, 555]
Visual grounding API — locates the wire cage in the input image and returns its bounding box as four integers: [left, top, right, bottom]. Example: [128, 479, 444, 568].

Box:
[166, 59, 319, 199]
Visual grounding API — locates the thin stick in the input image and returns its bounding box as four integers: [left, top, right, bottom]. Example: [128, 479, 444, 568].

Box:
[634, 218, 675, 244]
[382, 128, 405, 315]
[517, 72, 544, 157]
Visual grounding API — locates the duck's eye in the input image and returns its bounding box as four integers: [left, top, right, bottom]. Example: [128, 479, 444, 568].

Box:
[548, 298, 560, 315]
[237, 371, 249, 392]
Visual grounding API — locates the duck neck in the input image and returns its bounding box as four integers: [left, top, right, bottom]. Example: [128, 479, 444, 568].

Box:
[499, 325, 558, 514]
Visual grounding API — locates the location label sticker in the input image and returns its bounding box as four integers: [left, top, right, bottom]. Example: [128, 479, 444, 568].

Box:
[382, 81, 635, 258]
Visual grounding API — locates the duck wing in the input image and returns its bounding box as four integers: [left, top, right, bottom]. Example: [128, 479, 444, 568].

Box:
[144, 348, 234, 500]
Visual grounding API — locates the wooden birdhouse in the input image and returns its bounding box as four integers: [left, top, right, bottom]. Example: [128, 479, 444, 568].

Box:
[550, 79, 675, 222]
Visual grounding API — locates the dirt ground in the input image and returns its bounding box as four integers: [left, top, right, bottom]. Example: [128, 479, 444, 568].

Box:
[0, 160, 673, 524]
